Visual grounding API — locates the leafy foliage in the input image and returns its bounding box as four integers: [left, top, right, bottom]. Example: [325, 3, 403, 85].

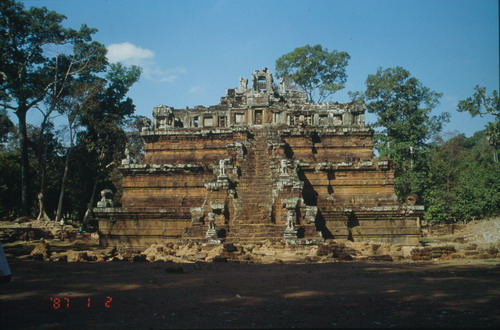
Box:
[0, 1, 140, 221]
[0, 0, 107, 214]
[0, 108, 14, 144]
[457, 86, 499, 162]
[0, 147, 20, 216]
[362, 66, 449, 198]
[68, 63, 141, 219]
[424, 132, 500, 223]
[275, 44, 350, 103]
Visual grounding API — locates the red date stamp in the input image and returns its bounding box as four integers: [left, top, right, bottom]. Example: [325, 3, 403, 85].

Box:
[49, 296, 113, 309]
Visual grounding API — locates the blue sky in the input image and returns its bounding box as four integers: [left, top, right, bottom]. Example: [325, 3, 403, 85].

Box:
[22, 0, 499, 138]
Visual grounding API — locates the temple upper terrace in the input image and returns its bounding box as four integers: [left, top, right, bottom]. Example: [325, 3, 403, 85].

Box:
[138, 68, 366, 132]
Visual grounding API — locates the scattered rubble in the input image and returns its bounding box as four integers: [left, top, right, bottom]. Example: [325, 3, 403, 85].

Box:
[30, 240, 50, 261]
[1, 218, 500, 264]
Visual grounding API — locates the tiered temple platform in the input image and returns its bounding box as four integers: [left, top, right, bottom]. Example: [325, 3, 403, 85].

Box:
[95, 68, 423, 248]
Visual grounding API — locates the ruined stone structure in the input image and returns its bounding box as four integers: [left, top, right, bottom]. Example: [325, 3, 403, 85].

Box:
[95, 68, 423, 248]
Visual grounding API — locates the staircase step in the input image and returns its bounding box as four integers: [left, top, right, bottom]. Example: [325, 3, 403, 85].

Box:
[232, 130, 279, 230]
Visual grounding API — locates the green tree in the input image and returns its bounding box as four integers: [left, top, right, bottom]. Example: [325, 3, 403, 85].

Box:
[54, 77, 105, 223]
[363, 66, 449, 199]
[275, 44, 350, 103]
[0, 127, 21, 216]
[0, 0, 107, 215]
[457, 86, 499, 162]
[0, 123, 63, 218]
[424, 131, 500, 223]
[75, 63, 141, 224]
[0, 108, 14, 145]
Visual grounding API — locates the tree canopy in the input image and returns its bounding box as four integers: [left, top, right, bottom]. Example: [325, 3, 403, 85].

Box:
[0, 0, 107, 214]
[0, 109, 14, 144]
[457, 86, 499, 162]
[275, 44, 350, 103]
[363, 66, 449, 198]
[54, 63, 141, 223]
[424, 131, 500, 223]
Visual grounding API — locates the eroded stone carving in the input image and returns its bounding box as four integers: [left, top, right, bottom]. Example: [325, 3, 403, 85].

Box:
[219, 159, 227, 177]
[239, 76, 248, 92]
[284, 209, 298, 240]
[279, 76, 286, 94]
[153, 105, 174, 130]
[190, 207, 204, 223]
[286, 209, 295, 230]
[206, 212, 217, 238]
[280, 159, 289, 176]
[305, 206, 318, 223]
[210, 200, 225, 212]
[97, 189, 114, 208]
[140, 117, 152, 132]
[121, 146, 136, 165]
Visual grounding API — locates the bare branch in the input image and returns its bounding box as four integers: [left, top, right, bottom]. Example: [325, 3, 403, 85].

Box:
[0, 103, 17, 111]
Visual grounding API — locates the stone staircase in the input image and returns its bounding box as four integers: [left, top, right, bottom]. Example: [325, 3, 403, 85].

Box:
[225, 224, 285, 243]
[227, 129, 283, 241]
[233, 130, 274, 224]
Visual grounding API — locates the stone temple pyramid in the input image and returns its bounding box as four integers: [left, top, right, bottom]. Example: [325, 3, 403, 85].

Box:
[95, 68, 423, 248]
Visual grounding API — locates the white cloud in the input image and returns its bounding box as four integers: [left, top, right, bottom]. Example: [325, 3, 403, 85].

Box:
[107, 42, 154, 65]
[106, 42, 186, 83]
[188, 86, 205, 95]
[158, 67, 187, 83]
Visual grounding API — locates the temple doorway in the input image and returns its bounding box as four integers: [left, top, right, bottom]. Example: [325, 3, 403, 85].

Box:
[254, 110, 263, 125]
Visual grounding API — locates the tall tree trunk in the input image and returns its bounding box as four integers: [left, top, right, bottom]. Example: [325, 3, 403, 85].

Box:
[55, 145, 72, 223]
[37, 116, 51, 221]
[16, 109, 29, 216]
[37, 193, 50, 221]
[83, 177, 99, 227]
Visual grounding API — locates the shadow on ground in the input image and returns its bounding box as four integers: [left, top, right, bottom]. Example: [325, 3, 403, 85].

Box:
[1, 259, 499, 329]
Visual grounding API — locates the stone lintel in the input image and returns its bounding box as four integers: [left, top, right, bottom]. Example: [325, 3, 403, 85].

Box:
[297, 160, 391, 171]
[120, 163, 208, 173]
[330, 205, 425, 213]
[140, 127, 249, 137]
[279, 126, 372, 137]
[94, 207, 198, 214]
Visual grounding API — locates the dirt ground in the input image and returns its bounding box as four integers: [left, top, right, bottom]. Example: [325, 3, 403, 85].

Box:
[1, 258, 499, 329]
[1, 219, 500, 329]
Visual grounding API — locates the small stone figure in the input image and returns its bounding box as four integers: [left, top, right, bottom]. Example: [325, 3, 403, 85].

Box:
[153, 105, 174, 130]
[141, 118, 151, 132]
[239, 77, 244, 92]
[190, 207, 204, 223]
[208, 212, 215, 231]
[140, 117, 152, 132]
[122, 147, 132, 165]
[286, 210, 294, 230]
[219, 159, 227, 177]
[206, 212, 217, 238]
[280, 159, 288, 176]
[239, 77, 248, 92]
[158, 117, 167, 130]
[279, 76, 286, 94]
[97, 189, 114, 208]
